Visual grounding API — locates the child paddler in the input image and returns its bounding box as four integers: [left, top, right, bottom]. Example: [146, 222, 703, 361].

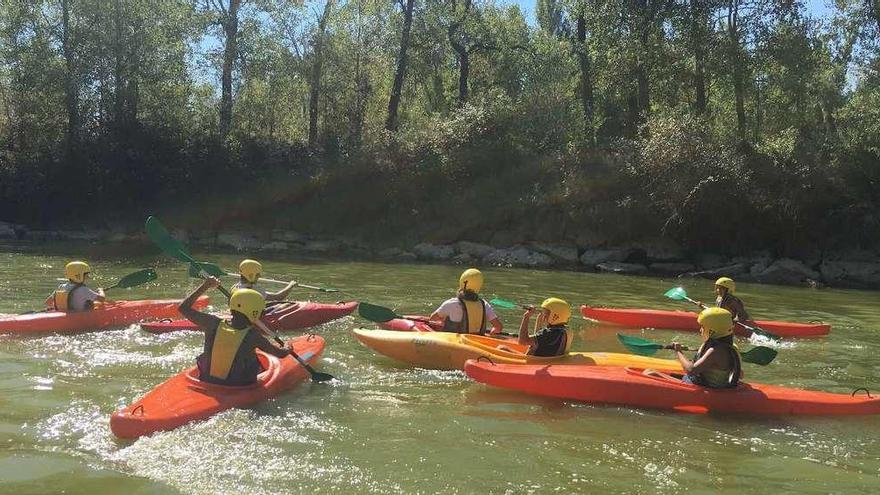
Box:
[179, 277, 292, 386]
[233, 259, 297, 302]
[429, 268, 503, 335]
[670, 307, 742, 388]
[44, 261, 106, 311]
[517, 297, 571, 357]
[698, 277, 750, 323]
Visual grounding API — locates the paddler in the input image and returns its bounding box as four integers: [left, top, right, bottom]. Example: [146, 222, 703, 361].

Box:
[671, 307, 742, 388]
[428, 268, 503, 335]
[179, 277, 292, 386]
[233, 259, 297, 302]
[516, 297, 571, 356]
[699, 277, 750, 323]
[44, 261, 106, 311]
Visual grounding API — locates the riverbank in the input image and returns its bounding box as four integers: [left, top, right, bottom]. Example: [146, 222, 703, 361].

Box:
[3, 221, 879, 290]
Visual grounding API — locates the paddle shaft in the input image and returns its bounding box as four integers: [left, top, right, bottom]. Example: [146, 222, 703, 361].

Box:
[253, 324, 333, 381]
[221, 272, 336, 292]
[678, 293, 771, 337]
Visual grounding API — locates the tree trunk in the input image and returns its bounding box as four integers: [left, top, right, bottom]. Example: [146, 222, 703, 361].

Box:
[454, 46, 469, 105]
[114, 0, 125, 129]
[385, 0, 415, 131]
[308, 0, 333, 148]
[61, 0, 79, 150]
[728, 0, 746, 141]
[869, 0, 880, 33]
[637, 29, 650, 119]
[691, 1, 707, 115]
[575, 12, 595, 140]
[219, 0, 241, 140]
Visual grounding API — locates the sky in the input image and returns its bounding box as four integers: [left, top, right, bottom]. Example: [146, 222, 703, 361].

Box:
[502, 0, 835, 26]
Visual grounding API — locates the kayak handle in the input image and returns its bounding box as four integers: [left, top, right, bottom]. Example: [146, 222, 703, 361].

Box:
[476, 356, 496, 365]
[852, 387, 873, 398]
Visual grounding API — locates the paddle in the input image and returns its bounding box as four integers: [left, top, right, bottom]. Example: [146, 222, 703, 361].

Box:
[663, 287, 781, 341]
[104, 268, 158, 291]
[616, 333, 778, 365]
[145, 216, 334, 382]
[187, 261, 339, 293]
[357, 302, 518, 337]
[488, 298, 531, 310]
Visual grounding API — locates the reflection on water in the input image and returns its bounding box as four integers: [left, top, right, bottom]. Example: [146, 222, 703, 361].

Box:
[1, 246, 879, 493]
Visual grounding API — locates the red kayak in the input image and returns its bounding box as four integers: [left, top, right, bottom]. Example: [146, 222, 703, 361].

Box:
[580, 305, 830, 338]
[140, 301, 358, 334]
[464, 360, 880, 416]
[378, 315, 441, 332]
[111, 335, 325, 438]
[0, 296, 209, 335]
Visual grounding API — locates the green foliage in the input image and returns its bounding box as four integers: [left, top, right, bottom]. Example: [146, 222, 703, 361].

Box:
[0, 0, 876, 255]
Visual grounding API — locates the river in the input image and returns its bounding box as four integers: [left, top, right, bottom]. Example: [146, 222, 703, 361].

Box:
[1, 243, 878, 493]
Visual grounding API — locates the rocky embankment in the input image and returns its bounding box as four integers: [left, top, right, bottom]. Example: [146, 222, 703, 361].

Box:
[2, 222, 879, 290]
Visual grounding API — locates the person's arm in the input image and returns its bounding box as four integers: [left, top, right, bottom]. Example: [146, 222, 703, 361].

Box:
[672, 342, 695, 372]
[429, 301, 450, 325]
[734, 299, 750, 322]
[488, 318, 503, 335]
[179, 277, 222, 330]
[484, 304, 503, 335]
[673, 343, 717, 374]
[251, 331, 292, 358]
[517, 308, 537, 346]
[266, 281, 297, 302]
[93, 287, 106, 303]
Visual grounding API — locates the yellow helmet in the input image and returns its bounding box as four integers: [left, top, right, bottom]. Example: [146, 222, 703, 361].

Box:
[229, 288, 266, 323]
[697, 307, 734, 340]
[714, 277, 736, 294]
[541, 297, 571, 325]
[239, 259, 263, 284]
[458, 268, 484, 292]
[64, 261, 91, 283]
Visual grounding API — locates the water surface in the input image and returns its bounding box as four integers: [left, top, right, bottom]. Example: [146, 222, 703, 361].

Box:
[1, 243, 878, 493]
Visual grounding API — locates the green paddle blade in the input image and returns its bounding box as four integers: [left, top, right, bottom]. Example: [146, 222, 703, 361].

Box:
[145, 216, 193, 263]
[741, 346, 777, 366]
[187, 261, 228, 279]
[488, 298, 517, 309]
[107, 268, 157, 290]
[616, 333, 664, 356]
[664, 287, 689, 301]
[358, 302, 400, 323]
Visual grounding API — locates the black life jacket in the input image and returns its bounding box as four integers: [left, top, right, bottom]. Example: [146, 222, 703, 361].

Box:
[687, 338, 742, 389]
[528, 325, 568, 357]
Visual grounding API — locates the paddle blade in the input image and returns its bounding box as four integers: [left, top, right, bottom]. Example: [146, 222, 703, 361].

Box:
[737, 322, 781, 342]
[112, 268, 158, 289]
[664, 287, 689, 301]
[488, 298, 517, 310]
[741, 346, 777, 366]
[309, 371, 336, 382]
[357, 302, 400, 323]
[145, 216, 192, 263]
[187, 261, 227, 279]
[616, 333, 663, 356]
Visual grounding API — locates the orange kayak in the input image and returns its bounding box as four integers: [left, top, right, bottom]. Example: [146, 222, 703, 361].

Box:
[140, 301, 357, 334]
[0, 296, 208, 335]
[111, 334, 325, 439]
[464, 360, 880, 415]
[580, 305, 830, 338]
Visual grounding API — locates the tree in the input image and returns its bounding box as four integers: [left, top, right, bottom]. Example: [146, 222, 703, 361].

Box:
[386, 0, 416, 130]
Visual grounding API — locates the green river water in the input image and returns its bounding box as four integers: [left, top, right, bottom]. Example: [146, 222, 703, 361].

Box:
[1, 243, 879, 494]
